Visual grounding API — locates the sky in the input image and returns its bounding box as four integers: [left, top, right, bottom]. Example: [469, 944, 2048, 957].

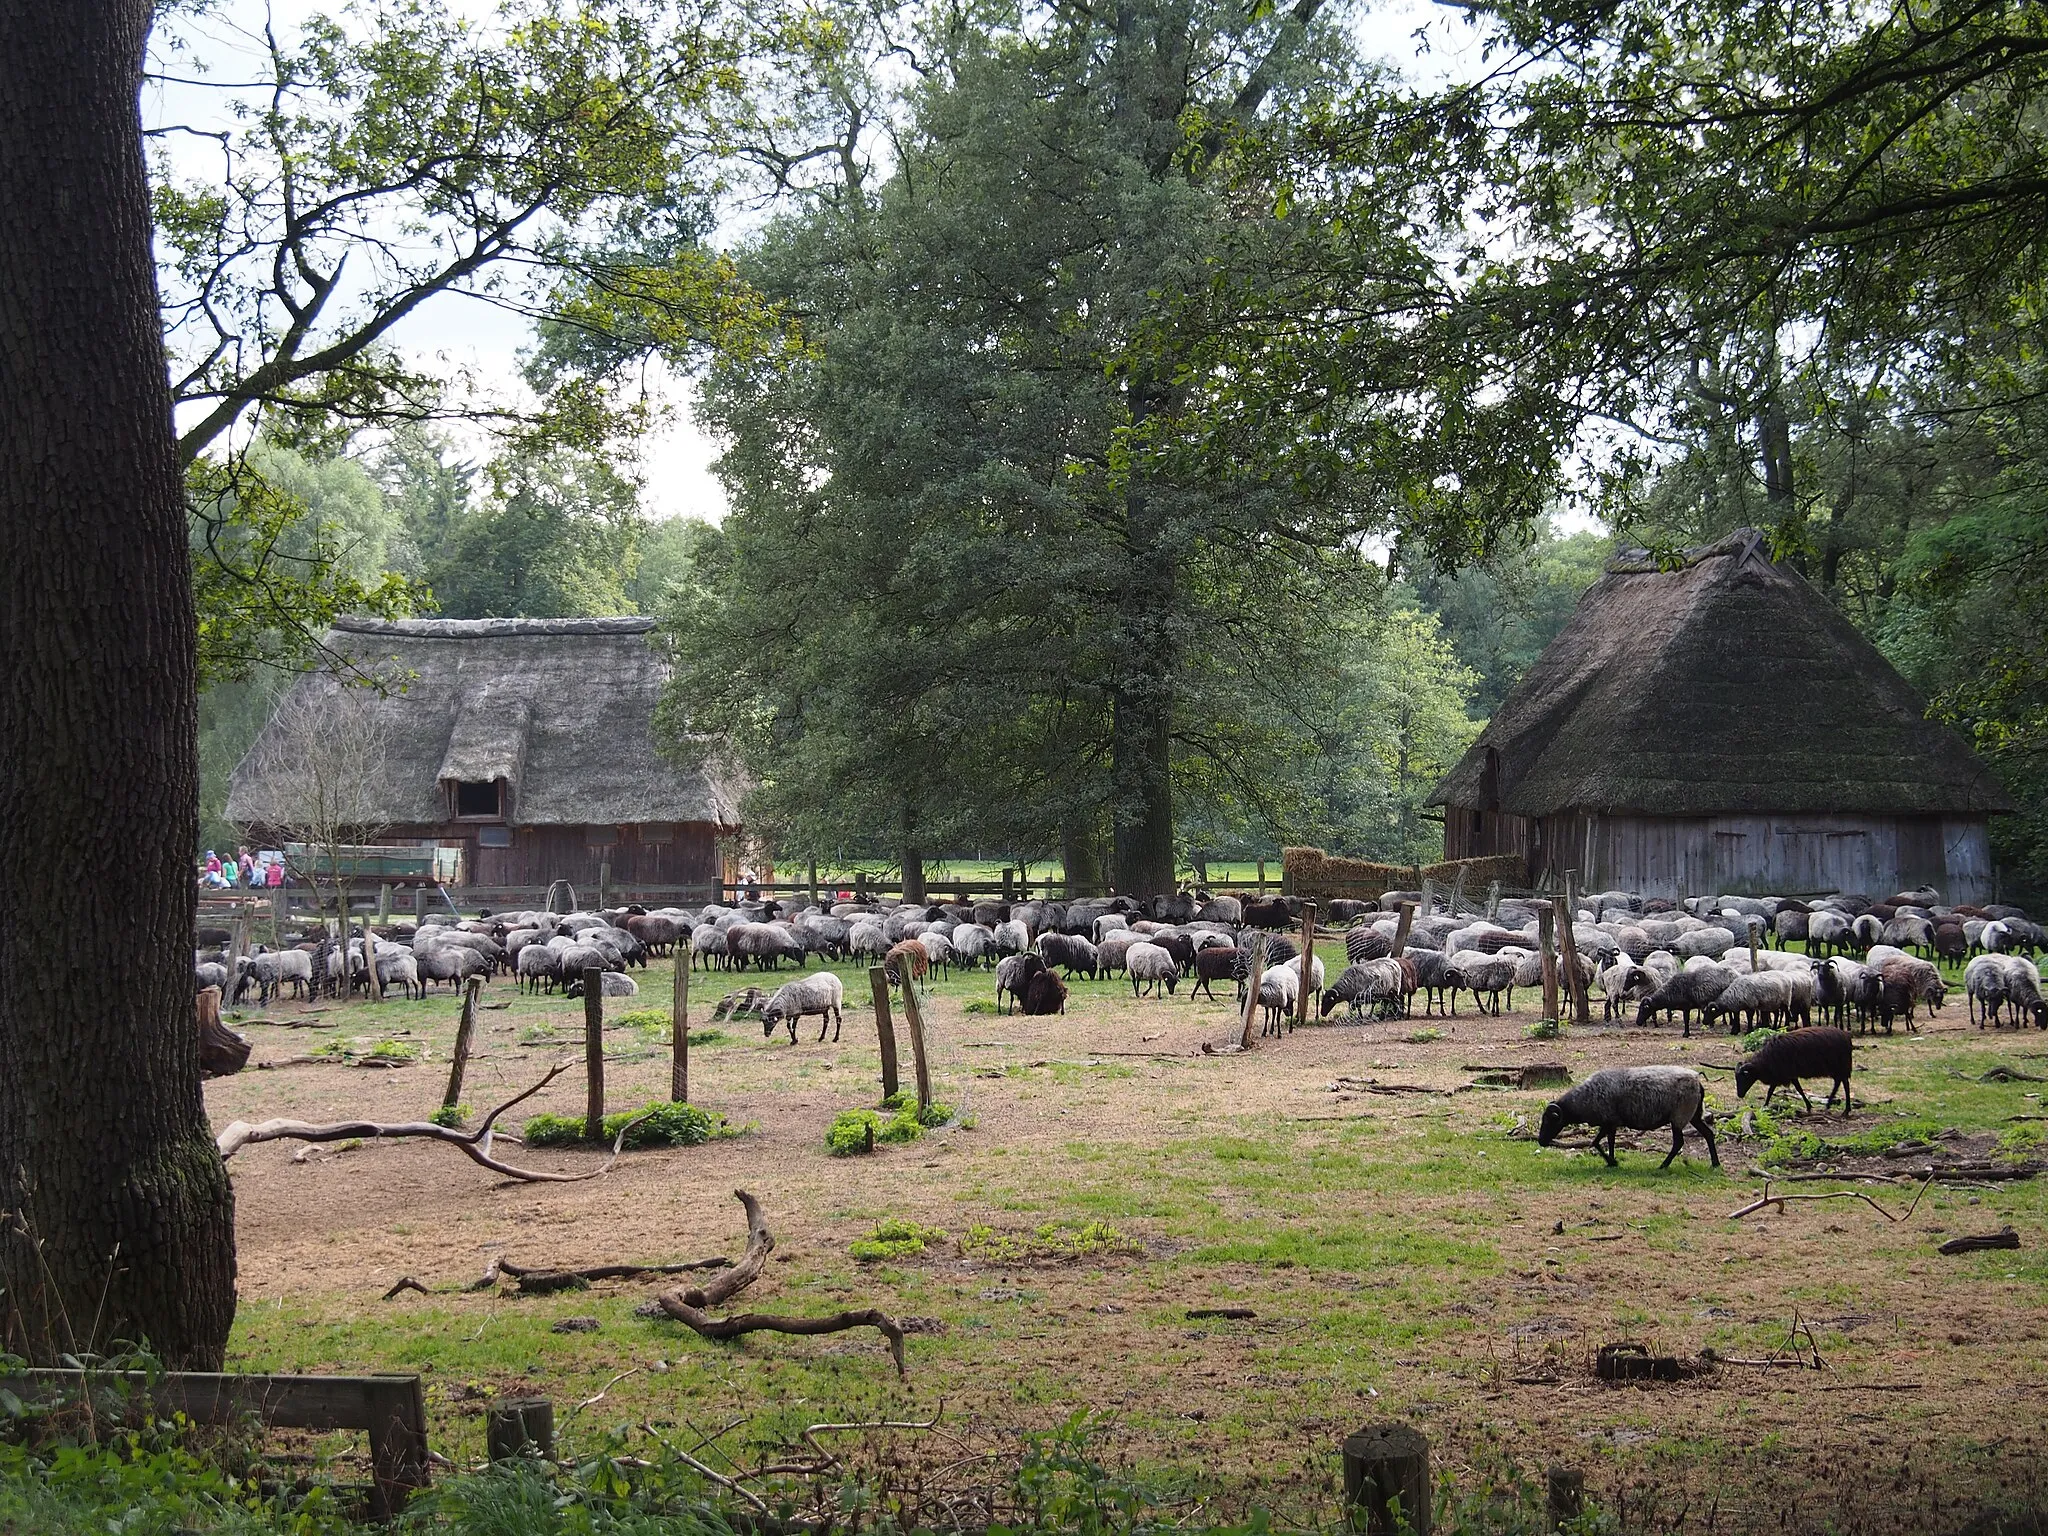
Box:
[149, 0, 1497, 523]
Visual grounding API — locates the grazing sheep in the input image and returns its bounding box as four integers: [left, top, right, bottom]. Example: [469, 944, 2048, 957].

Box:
[1999, 957, 2048, 1028]
[1257, 965, 1300, 1036]
[1321, 959, 1407, 1020]
[375, 949, 422, 1001]
[232, 947, 315, 1004]
[1190, 945, 1247, 1002]
[1699, 971, 1809, 1037]
[1807, 910, 1855, 958]
[951, 923, 995, 969]
[1674, 926, 1736, 960]
[1036, 933, 1100, 979]
[1735, 1027, 1854, 1114]
[1537, 1066, 1719, 1169]
[991, 919, 1031, 957]
[761, 972, 847, 1043]
[915, 931, 954, 980]
[995, 953, 1041, 1014]
[1126, 942, 1180, 998]
[884, 940, 929, 986]
[1966, 954, 2010, 1027]
[691, 924, 731, 971]
[1597, 958, 1655, 1022]
[1196, 895, 1244, 925]
[1407, 947, 1452, 1015]
[1632, 964, 1734, 1031]
[1877, 956, 1945, 1027]
[1447, 951, 1516, 1015]
[1771, 909, 1810, 949]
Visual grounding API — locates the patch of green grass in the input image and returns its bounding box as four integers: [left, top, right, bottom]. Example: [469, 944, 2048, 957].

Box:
[1758, 1116, 1947, 1167]
[1524, 1016, 1563, 1041]
[1403, 1027, 1444, 1044]
[882, 1090, 955, 1127]
[429, 1103, 469, 1129]
[961, 998, 999, 1015]
[959, 1218, 1141, 1263]
[849, 1218, 950, 1261]
[522, 1101, 729, 1149]
[364, 1038, 420, 1063]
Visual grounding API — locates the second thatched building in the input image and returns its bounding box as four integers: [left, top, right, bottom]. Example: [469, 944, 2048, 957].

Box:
[227, 616, 743, 893]
[1428, 530, 2013, 902]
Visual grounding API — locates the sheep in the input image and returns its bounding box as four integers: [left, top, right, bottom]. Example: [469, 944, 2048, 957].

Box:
[1537, 1066, 1719, 1169]
[375, 949, 422, 1001]
[1345, 927, 1393, 965]
[1966, 954, 2010, 1027]
[991, 919, 1031, 957]
[761, 971, 847, 1043]
[1807, 910, 1855, 958]
[1093, 913, 1132, 943]
[1036, 933, 1100, 979]
[690, 924, 731, 971]
[1877, 956, 1945, 1027]
[1190, 945, 1247, 1001]
[232, 946, 314, 1004]
[625, 913, 684, 956]
[1094, 931, 1142, 977]
[1271, 952, 1326, 992]
[1597, 958, 1655, 1022]
[1934, 922, 1970, 968]
[913, 931, 954, 980]
[1406, 947, 1452, 1015]
[1882, 915, 1935, 957]
[195, 960, 229, 994]
[884, 940, 929, 986]
[1734, 1026, 1854, 1114]
[1196, 895, 1243, 925]
[2000, 957, 2048, 1028]
[995, 952, 1040, 1014]
[1446, 951, 1516, 1015]
[1321, 959, 1407, 1020]
[1020, 965, 1069, 1015]
[516, 943, 563, 994]
[1851, 913, 1884, 951]
[1126, 942, 1180, 998]
[1148, 930, 1197, 975]
[847, 919, 889, 961]
[951, 923, 995, 970]
[1257, 965, 1299, 1036]
[1673, 926, 1736, 960]
[1698, 971, 1808, 1037]
[1771, 908, 1810, 949]
[1633, 965, 1734, 1031]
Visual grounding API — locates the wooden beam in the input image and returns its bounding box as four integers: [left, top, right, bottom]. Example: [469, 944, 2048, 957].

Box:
[1296, 900, 1318, 1029]
[869, 966, 900, 1101]
[443, 975, 481, 1109]
[897, 971, 932, 1114]
[671, 947, 690, 1104]
[583, 967, 605, 1141]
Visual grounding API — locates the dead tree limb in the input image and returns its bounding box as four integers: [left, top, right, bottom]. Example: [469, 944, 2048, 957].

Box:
[476, 1254, 733, 1294]
[215, 1059, 632, 1183]
[655, 1190, 908, 1376]
[1729, 1175, 1934, 1224]
[1938, 1227, 2020, 1255]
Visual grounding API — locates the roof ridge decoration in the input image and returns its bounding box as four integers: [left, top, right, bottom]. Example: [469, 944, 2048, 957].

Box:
[331, 615, 658, 638]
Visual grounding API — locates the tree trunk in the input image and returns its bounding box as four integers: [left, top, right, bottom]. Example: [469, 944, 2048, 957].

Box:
[0, 0, 238, 1367]
[902, 846, 926, 905]
[1110, 374, 1177, 898]
[1061, 819, 1103, 894]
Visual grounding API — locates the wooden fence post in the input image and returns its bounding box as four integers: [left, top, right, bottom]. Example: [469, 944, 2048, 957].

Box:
[1390, 901, 1417, 959]
[808, 859, 820, 908]
[897, 973, 932, 1114]
[671, 949, 690, 1104]
[362, 908, 383, 1002]
[487, 1398, 554, 1462]
[1538, 907, 1560, 1027]
[1554, 895, 1590, 1027]
[1545, 1466, 1583, 1530]
[1238, 934, 1267, 1050]
[443, 976, 481, 1109]
[1257, 859, 1267, 894]
[583, 967, 605, 1141]
[869, 967, 900, 1102]
[1342, 1424, 1430, 1535]
[1296, 901, 1319, 1029]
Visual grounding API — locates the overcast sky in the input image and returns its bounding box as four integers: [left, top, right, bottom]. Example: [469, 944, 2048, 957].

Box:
[150, 0, 1493, 522]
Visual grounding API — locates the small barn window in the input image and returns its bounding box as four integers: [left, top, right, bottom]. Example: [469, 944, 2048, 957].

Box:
[478, 825, 512, 848]
[641, 823, 674, 844]
[454, 780, 500, 817]
[587, 826, 618, 846]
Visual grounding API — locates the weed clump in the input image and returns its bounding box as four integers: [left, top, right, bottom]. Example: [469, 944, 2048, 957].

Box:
[429, 1103, 469, 1129]
[1524, 1017, 1563, 1041]
[523, 1101, 728, 1149]
[850, 1219, 950, 1261]
[1403, 1028, 1444, 1044]
[960, 1219, 1140, 1263]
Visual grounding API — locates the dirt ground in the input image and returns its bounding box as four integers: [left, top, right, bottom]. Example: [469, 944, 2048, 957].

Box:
[209, 955, 2048, 1533]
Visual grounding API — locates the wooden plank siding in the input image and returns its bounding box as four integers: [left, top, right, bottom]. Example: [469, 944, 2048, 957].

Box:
[1447, 808, 1996, 903]
[371, 822, 723, 890]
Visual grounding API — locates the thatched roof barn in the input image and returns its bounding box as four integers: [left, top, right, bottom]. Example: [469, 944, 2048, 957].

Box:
[1429, 529, 2014, 902]
[228, 616, 742, 892]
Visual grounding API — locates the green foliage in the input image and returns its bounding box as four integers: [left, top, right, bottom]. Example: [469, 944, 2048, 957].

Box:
[1739, 1025, 1786, 1054]
[1524, 1017, 1562, 1041]
[825, 1110, 882, 1156]
[614, 1009, 728, 1047]
[825, 1099, 938, 1155]
[881, 1091, 955, 1128]
[848, 1218, 950, 1262]
[1403, 1028, 1444, 1045]
[429, 1104, 470, 1129]
[959, 1220, 1140, 1264]
[364, 1039, 420, 1063]
[523, 1101, 727, 1149]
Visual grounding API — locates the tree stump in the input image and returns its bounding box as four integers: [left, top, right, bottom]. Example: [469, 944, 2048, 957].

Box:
[486, 1398, 554, 1461]
[1546, 1465, 1583, 1529]
[1341, 1423, 1430, 1535]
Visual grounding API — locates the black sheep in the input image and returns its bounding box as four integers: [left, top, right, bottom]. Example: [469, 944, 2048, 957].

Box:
[1020, 967, 1069, 1015]
[1734, 1026, 1854, 1114]
[1190, 945, 1246, 1001]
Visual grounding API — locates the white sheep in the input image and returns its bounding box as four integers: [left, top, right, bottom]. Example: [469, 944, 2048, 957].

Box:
[761, 972, 846, 1043]
[1126, 941, 1179, 998]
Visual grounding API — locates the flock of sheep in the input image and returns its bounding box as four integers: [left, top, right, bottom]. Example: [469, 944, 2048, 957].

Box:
[196, 880, 2042, 1171]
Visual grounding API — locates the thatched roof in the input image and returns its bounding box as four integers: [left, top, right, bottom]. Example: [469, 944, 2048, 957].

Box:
[227, 617, 742, 829]
[1430, 529, 2014, 818]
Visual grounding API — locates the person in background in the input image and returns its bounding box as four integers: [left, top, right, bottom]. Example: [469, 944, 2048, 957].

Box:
[238, 847, 257, 885]
[221, 855, 239, 887]
[266, 857, 284, 889]
[204, 850, 222, 879]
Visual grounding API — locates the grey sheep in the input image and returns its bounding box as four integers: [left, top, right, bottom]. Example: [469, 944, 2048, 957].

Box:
[991, 919, 1031, 956]
[1321, 959, 1407, 1020]
[1126, 942, 1180, 998]
[761, 971, 846, 1043]
[1537, 1066, 1719, 1169]
[1699, 970, 1810, 1037]
[1735, 1027, 1854, 1114]
[1037, 932, 1100, 979]
[1633, 965, 1734, 1030]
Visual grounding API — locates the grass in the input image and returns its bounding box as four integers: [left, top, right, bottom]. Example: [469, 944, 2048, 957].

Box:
[201, 948, 2048, 1531]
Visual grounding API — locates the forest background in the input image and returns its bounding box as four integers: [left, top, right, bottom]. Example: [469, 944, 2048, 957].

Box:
[167, 0, 2048, 902]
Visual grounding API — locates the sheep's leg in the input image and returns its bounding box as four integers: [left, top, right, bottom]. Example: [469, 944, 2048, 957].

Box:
[1693, 1111, 1720, 1167]
[1597, 1127, 1619, 1167]
[1660, 1124, 1685, 1169]
[1792, 1079, 1814, 1113]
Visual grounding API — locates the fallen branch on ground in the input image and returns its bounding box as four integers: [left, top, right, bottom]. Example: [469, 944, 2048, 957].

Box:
[1980, 1066, 2048, 1083]
[655, 1191, 909, 1376]
[1729, 1175, 1935, 1224]
[1937, 1227, 2020, 1255]
[215, 1059, 635, 1183]
[472, 1253, 733, 1294]
[383, 1276, 429, 1300]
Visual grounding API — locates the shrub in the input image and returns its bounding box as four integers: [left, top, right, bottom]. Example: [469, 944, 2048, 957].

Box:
[1739, 1025, 1785, 1054]
[523, 1101, 727, 1149]
[1403, 1028, 1444, 1044]
[850, 1219, 949, 1261]
[1524, 1017, 1563, 1041]
[827, 1110, 882, 1156]
[881, 1091, 955, 1127]
[365, 1038, 420, 1063]
[430, 1104, 469, 1129]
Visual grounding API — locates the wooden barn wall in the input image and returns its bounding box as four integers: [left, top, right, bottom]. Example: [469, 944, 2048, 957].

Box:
[1447, 806, 1997, 902]
[1535, 813, 1994, 903]
[380, 823, 722, 890]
